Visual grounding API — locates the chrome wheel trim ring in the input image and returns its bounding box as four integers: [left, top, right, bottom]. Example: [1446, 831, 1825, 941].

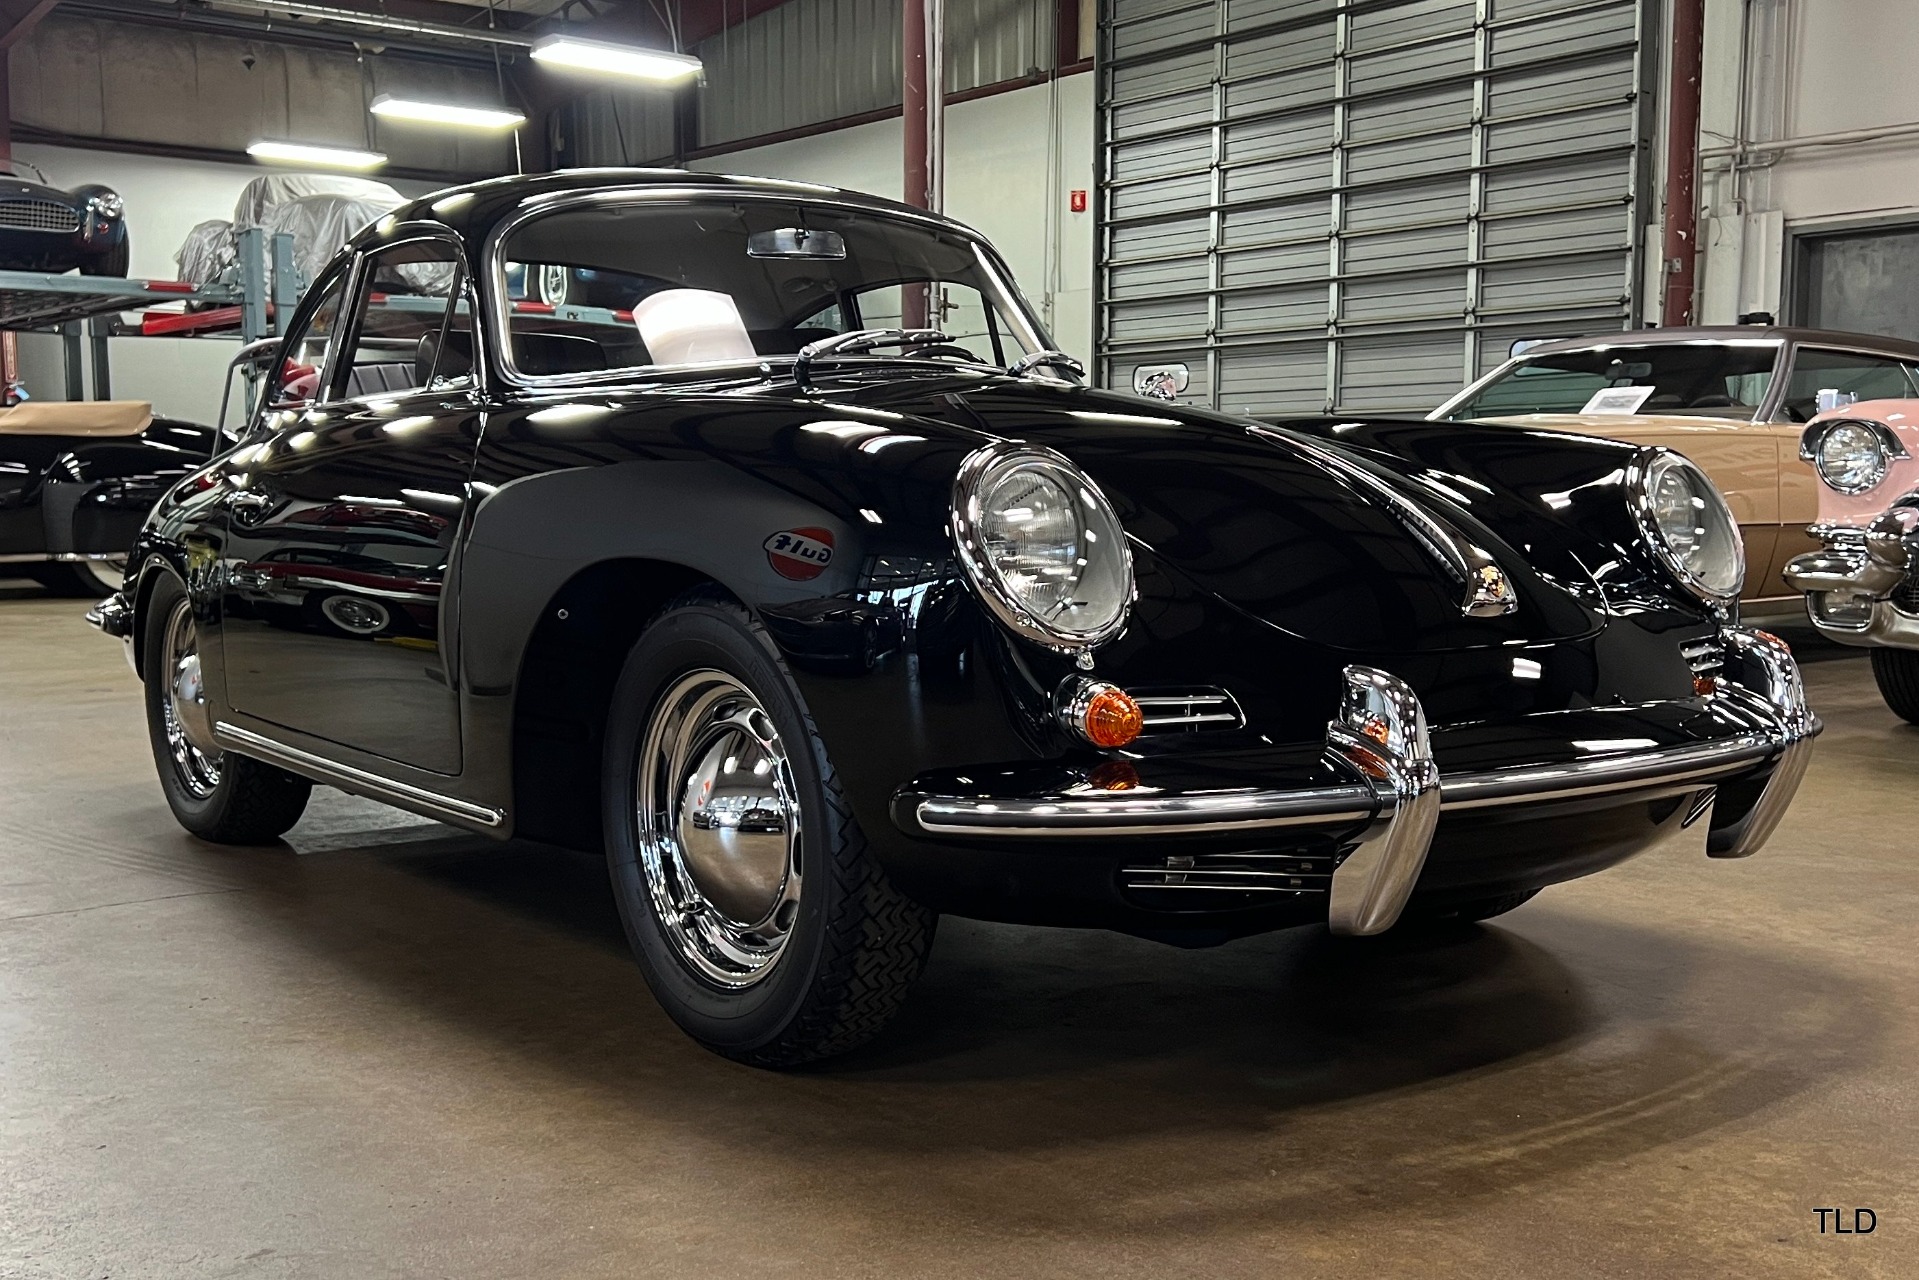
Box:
[635, 669, 803, 990]
[537, 263, 572, 307]
[160, 597, 223, 799]
[82, 555, 127, 593]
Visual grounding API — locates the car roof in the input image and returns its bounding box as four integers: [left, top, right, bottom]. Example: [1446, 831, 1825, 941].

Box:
[1514, 325, 1919, 360]
[382, 168, 977, 246]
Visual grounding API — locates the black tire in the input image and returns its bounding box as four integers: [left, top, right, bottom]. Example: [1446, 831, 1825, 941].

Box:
[80, 234, 130, 278]
[1398, 889, 1540, 930]
[143, 575, 312, 844]
[602, 587, 936, 1067]
[1870, 648, 1919, 725]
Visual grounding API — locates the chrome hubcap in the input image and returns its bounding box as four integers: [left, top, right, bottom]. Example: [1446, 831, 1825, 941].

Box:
[636, 670, 802, 988]
[538, 263, 571, 306]
[160, 598, 223, 797]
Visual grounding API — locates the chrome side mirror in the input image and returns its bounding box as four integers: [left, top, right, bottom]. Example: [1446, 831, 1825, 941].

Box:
[1133, 363, 1189, 401]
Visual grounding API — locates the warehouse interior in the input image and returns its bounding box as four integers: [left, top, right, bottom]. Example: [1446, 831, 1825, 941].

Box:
[2, 0, 1916, 1274]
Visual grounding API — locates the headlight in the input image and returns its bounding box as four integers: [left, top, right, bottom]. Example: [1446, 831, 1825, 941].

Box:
[952, 442, 1134, 649]
[88, 192, 124, 219]
[1632, 449, 1744, 603]
[1810, 419, 1892, 494]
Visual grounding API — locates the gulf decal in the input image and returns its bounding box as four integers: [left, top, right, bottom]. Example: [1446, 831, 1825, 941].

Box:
[764, 527, 835, 581]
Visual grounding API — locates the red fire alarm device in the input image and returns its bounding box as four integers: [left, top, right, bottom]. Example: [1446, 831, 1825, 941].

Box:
[1070, 190, 1088, 213]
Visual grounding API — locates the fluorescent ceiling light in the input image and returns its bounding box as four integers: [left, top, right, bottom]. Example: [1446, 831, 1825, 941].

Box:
[370, 95, 526, 130]
[530, 36, 702, 82]
[247, 140, 387, 170]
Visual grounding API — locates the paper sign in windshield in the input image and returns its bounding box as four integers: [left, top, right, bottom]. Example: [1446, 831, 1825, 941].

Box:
[1580, 385, 1656, 415]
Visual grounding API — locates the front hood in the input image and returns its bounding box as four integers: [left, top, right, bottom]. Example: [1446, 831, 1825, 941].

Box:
[789, 373, 1602, 653]
[0, 178, 70, 204]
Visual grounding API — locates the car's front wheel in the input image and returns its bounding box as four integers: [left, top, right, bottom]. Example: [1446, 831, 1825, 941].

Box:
[143, 576, 312, 843]
[602, 589, 936, 1067]
[1870, 648, 1919, 725]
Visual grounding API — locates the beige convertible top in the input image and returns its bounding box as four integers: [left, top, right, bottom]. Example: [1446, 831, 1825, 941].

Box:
[0, 401, 154, 437]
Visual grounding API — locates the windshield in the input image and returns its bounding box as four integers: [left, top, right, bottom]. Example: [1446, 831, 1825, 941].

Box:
[1438, 342, 1781, 421]
[494, 197, 1049, 378]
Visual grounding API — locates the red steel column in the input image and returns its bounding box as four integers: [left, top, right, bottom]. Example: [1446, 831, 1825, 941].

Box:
[1661, 0, 1707, 326]
[902, 0, 943, 326]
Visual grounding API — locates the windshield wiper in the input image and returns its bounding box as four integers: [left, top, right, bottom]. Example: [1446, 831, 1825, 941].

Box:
[792, 328, 952, 390]
[790, 328, 1087, 391]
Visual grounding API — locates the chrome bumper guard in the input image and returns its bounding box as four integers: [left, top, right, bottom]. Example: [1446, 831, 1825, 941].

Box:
[83, 592, 138, 675]
[908, 629, 1818, 937]
[1784, 511, 1919, 648]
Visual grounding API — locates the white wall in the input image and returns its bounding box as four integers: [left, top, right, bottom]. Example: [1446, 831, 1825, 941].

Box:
[11, 143, 437, 423]
[1698, 0, 1919, 323]
[690, 73, 1098, 367]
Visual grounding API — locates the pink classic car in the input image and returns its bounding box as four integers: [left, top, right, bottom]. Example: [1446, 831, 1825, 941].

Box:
[1784, 400, 1919, 720]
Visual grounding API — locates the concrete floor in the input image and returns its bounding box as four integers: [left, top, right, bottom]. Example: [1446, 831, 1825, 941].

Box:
[1, 582, 1914, 1279]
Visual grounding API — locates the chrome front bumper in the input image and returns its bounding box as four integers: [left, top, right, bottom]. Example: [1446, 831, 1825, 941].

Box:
[901, 628, 1818, 937]
[1784, 511, 1919, 647]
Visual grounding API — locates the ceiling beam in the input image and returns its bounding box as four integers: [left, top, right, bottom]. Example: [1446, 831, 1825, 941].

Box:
[0, 0, 60, 49]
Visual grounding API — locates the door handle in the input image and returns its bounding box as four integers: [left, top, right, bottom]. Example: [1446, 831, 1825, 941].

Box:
[226, 489, 271, 512]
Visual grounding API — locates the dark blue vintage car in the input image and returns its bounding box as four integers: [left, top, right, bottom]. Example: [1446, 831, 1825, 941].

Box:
[0, 160, 130, 276]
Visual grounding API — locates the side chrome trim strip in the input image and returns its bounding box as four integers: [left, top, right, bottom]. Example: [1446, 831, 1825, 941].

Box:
[213, 721, 505, 829]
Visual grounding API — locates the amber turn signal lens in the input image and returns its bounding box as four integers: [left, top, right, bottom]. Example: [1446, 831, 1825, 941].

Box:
[1694, 675, 1718, 697]
[1082, 687, 1144, 749]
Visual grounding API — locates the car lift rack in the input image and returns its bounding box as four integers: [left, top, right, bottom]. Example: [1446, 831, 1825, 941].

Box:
[0, 228, 300, 401]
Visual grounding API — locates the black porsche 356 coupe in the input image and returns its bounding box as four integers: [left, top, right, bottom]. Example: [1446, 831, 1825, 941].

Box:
[89, 170, 1818, 1067]
[0, 160, 130, 276]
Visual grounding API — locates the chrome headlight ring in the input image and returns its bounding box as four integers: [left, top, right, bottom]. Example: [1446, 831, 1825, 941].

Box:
[950, 441, 1136, 651]
[1627, 448, 1746, 605]
[1800, 417, 1907, 495]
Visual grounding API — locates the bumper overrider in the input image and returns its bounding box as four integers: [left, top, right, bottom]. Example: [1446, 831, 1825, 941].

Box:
[1784, 508, 1919, 647]
[891, 628, 1818, 936]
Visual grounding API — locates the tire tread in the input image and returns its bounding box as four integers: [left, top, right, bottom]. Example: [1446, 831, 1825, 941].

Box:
[1870, 648, 1919, 725]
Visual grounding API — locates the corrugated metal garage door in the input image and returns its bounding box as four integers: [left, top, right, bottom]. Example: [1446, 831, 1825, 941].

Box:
[1096, 0, 1654, 415]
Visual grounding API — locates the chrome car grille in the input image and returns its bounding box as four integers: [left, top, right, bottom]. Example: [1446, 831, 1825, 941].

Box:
[0, 199, 80, 234]
[1132, 687, 1245, 734]
[1119, 851, 1333, 909]
[1681, 637, 1724, 681]
[1894, 577, 1919, 613]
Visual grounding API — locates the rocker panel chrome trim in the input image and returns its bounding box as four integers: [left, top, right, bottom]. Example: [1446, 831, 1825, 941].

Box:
[213, 721, 505, 828]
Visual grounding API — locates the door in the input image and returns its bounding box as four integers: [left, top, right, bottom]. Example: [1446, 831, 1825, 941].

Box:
[220, 236, 481, 775]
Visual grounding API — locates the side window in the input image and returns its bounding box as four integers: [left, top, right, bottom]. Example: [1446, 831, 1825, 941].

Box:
[265, 266, 349, 412]
[1779, 348, 1919, 421]
[336, 239, 473, 402]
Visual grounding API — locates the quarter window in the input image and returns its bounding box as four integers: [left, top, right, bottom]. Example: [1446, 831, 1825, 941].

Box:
[1777, 348, 1919, 422]
[264, 265, 349, 411]
[336, 239, 473, 402]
